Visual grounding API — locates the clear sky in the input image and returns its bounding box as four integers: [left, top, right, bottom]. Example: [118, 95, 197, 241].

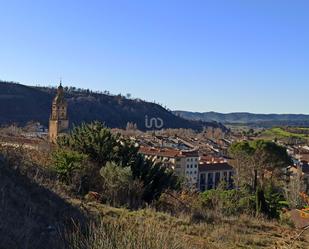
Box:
[0, 0, 308, 114]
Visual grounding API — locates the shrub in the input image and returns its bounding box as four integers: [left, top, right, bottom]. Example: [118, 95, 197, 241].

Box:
[52, 149, 88, 185]
[260, 184, 289, 219]
[200, 186, 255, 216]
[100, 162, 143, 208]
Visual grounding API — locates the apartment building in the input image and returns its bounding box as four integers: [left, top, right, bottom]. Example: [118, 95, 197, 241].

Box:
[198, 161, 234, 192]
[139, 146, 199, 187]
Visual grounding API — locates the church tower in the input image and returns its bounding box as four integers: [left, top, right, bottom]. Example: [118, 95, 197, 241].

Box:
[49, 81, 69, 142]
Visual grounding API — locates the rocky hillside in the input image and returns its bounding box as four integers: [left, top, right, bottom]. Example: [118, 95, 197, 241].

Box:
[0, 81, 224, 131]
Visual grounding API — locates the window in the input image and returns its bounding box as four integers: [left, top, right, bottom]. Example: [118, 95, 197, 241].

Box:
[228, 171, 234, 188]
[207, 173, 213, 189]
[229, 171, 233, 181]
[194, 171, 197, 174]
[195, 164, 198, 168]
[187, 165, 189, 168]
[200, 173, 206, 185]
[223, 172, 228, 181]
[195, 158, 198, 162]
[215, 172, 220, 187]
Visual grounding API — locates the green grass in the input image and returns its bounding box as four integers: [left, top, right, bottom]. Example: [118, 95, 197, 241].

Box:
[261, 127, 309, 139]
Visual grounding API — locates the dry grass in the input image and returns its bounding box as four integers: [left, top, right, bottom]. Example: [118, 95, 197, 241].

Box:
[0, 148, 85, 249]
[1, 146, 309, 249]
[62, 202, 309, 249]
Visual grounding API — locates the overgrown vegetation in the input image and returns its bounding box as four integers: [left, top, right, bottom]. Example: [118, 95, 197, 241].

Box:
[54, 121, 179, 206]
[1, 123, 309, 249]
[228, 140, 293, 218]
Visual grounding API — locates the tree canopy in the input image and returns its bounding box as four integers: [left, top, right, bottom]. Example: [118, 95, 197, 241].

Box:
[55, 121, 179, 205]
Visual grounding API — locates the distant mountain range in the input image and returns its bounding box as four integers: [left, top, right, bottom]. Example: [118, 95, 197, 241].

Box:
[0, 81, 224, 131]
[173, 111, 309, 127]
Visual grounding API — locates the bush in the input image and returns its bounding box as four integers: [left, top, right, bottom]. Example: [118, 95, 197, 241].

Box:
[258, 184, 289, 219]
[52, 149, 88, 185]
[100, 162, 143, 208]
[200, 186, 255, 216]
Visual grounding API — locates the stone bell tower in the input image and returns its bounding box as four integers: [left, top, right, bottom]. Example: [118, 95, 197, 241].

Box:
[49, 81, 69, 142]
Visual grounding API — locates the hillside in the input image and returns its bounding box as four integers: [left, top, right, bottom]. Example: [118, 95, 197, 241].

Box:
[0, 81, 223, 131]
[174, 111, 309, 127]
[1, 150, 308, 249]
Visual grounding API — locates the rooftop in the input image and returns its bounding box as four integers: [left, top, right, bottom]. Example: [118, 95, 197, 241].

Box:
[199, 162, 234, 172]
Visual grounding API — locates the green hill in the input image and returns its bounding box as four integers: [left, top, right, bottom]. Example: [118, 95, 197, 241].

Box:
[174, 111, 309, 127]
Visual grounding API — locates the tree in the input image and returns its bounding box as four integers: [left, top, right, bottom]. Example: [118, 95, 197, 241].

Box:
[130, 155, 180, 203]
[52, 149, 87, 184]
[58, 121, 139, 168]
[58, 121, 118, 165]
[229, 140, 292, 190]
[228, 141, 254, 188]
[284, 166, 305, 209]
[57, 121, 180, 205]
[113, 138, 139, 168]
[251, 140, 292, 189]
[229, 140, 292, 217]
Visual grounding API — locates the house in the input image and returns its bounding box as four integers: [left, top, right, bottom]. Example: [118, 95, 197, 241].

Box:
[300, 161, 309, 193]
[287, 161, 309, 193]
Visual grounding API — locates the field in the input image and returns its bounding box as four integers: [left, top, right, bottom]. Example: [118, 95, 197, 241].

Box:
[260, 127, 309, 142]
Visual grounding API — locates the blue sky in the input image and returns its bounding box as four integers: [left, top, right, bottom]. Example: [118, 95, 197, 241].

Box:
[0, 0, 308, 114]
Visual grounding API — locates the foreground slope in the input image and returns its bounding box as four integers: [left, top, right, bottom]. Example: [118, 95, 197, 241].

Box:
[0, 146, 308, 249]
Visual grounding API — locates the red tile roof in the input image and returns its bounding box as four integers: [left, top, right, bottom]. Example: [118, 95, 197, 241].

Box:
[139, 146, 183, 158]
[180, 150, 199, 157]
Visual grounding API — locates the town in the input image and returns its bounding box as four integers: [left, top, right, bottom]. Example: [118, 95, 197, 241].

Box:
[1, 1, 309, 248]
[2, 82, 309, 195]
